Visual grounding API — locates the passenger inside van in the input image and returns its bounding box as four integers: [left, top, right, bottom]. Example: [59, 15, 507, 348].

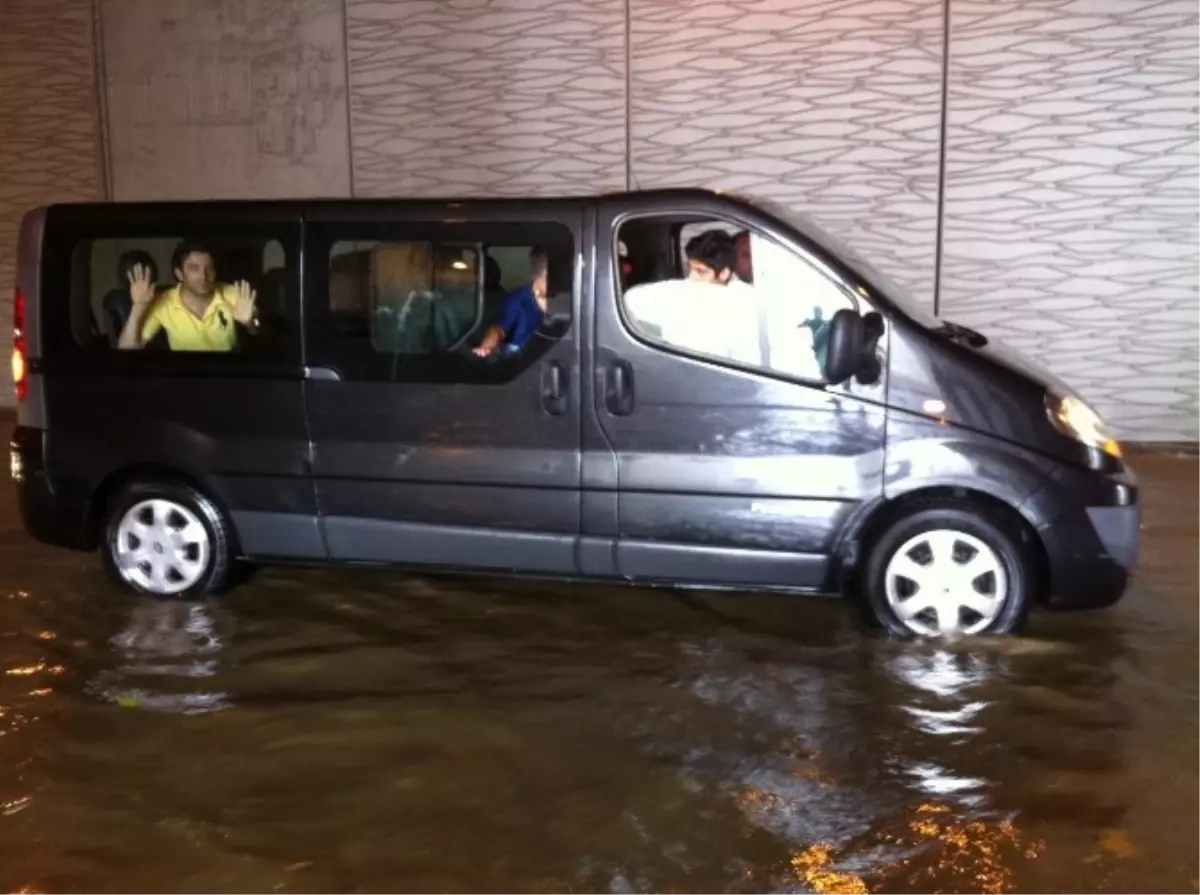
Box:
[621, 221, 845, 379]
[103, 250, 155, 345]
[624, 280, 760, 366]
[481, 255, 508, 332]
[472, 247, 550, 358]
[117, 238, 260, 352]
[683, 229, 738, 285]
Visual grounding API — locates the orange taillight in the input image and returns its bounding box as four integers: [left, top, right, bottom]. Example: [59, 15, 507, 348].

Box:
[12, 288, 26, 401]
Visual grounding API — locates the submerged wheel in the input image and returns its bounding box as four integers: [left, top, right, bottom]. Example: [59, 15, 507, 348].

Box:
[862, 504, 1031, 637]
[102, 480, 234, 598]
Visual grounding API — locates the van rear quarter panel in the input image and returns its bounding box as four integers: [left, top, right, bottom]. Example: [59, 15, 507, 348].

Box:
[41, 373, 315, 528]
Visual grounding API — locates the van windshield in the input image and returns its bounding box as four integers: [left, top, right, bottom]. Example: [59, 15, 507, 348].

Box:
[744, 195, 941, 328]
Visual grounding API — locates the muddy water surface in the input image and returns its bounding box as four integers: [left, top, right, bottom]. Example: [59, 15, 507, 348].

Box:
[0, 450, 1195, 893]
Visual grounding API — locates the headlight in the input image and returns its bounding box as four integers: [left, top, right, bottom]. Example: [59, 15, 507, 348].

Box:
[1047, 392, 1122, 459]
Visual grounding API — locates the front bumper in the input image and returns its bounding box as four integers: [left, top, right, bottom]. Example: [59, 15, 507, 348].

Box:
[1028, 462, 1141, 610]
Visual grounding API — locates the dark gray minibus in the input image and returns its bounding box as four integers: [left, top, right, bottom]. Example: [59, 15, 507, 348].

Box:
[9, 189, 1140, 637]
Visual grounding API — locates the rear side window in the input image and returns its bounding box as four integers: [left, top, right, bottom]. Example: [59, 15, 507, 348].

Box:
[45, 221, 300, 364]
[329, 240, 480, 355]
[308, 221, 576, 383]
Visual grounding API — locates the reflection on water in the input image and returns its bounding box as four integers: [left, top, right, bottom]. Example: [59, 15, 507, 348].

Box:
[86, 601, 232, 715]
[0, 450, 1195, 893]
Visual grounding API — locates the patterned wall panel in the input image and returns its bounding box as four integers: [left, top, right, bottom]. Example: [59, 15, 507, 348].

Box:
[0, 0, 104, 405]
[629, 0, 945, 305]
[346, 0, 626, 197]
[101, 0, 352, 200]
[941, 0, 1199, 441]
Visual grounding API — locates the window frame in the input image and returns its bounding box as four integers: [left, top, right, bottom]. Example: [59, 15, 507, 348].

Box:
[40, 214, 303, 377]
[612, 208, 871, 389]
[303, 218, 579, 385]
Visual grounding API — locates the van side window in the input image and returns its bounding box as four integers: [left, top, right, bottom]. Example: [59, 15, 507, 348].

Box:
[308, 222, 575, 383]
[616, 217, 859, 383]
[327, 241, 480, 354]
[70, 234, 294, 357]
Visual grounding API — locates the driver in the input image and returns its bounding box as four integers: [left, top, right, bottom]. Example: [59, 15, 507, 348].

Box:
[473, 247, 549, 358]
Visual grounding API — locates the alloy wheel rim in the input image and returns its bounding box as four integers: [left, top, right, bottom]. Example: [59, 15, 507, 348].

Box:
[883, 528, 1008, 636]
[114, 499, 211, 595]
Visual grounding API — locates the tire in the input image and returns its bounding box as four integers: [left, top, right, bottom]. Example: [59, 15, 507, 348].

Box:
[101, 479, 235, 599]
[861, 503, 1031, 638]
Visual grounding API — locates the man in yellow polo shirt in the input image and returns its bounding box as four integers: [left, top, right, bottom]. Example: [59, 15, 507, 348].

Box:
[118, 238, 259, 351]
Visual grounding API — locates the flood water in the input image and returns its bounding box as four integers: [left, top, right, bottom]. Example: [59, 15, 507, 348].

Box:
[0, 447, 1195, 894]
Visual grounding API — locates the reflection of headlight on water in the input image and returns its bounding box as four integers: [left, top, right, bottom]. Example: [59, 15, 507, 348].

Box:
[885, 649, 996, 699]
[904, 762, 988, 802]
[85, 602, 232, 715]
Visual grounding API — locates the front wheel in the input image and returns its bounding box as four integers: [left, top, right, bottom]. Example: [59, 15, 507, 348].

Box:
[101, 480, 235, 598]
[862, 505, 1032, 637]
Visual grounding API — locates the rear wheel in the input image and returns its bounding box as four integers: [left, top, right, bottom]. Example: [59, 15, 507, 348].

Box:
[101, 480, 234, 598]
[862, 504, 1031, 637]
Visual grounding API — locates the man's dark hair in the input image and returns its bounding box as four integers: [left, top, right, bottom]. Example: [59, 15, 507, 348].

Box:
[171, 238, 215, 275]
[117, 249, 157, 285]
[529, 246, 549, 280]
[685, 229, 736, 276]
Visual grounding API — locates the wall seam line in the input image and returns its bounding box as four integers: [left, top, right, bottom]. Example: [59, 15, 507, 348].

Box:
[932, 0, 951, 318]
[624, 0, 632, 192]
[342, 0, 357, 197]
[91, 0, 113, 201]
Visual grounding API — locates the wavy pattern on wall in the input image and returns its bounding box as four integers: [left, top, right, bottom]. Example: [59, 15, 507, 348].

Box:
[941, 0, 1199, 441]
[346, 0, 627, 197]
[0, 0, 1196, 438]
[101, 0, 351, 200]
[628, 0, 944, 305]
[0, 0, 103, 405]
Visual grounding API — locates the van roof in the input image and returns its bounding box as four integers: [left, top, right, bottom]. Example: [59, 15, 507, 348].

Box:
[34, 187, 743, 213]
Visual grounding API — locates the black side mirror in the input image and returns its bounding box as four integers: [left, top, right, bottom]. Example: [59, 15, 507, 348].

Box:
[855, 311, 885, 386]
[822, 308, 866, 385]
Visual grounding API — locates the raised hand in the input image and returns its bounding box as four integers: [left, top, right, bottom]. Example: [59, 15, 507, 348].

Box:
[231, 279, 257, 325]
[126, 263, 156, 307]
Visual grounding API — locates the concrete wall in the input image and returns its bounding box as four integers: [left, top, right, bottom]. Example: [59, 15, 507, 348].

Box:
[346, 0, 627, 197]
[0, 0, 105, 391]
[0, 0, 1195, 440]
[100, 0, 352, 199]
[942, 0, 1199, 441]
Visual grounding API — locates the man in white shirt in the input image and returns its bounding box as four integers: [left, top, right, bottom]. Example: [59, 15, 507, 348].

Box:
[623, 227, 837, 381]
[624, 229, 763, 365]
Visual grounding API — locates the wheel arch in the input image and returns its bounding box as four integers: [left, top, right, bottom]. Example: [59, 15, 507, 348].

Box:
[834, 485, 1051, 605]
[85, 462, 240, 554]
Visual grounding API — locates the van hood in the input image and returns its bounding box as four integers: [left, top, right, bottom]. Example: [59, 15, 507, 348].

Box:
[928, 319, 1074, 398]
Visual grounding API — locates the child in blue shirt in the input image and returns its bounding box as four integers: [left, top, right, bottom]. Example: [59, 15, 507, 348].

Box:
[474, 247, 549, 358]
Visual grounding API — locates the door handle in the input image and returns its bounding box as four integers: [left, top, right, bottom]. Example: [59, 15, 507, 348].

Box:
[541, 360, 569, 415]
[304, 365, 341, 382]
[605, 359, 634, 416]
